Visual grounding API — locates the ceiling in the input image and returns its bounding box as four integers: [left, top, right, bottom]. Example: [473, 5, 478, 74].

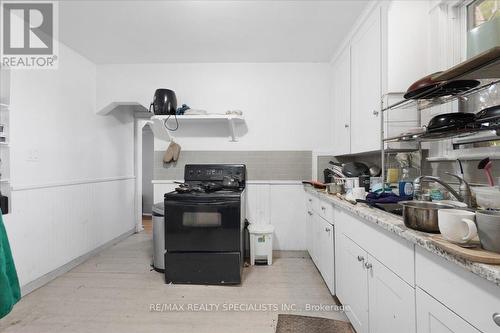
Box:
[59, 0, 369, 64]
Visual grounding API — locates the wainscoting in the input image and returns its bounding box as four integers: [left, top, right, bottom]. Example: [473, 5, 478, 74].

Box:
[3, 177, 136, 290]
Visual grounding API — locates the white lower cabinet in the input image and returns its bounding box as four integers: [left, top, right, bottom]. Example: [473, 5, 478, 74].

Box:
[336, 233, 415, 333]
[337, 233, 369, 333]
[368, 256, 416, 333]
[416, 288, 480, 333]
[305, 195, 335, 295]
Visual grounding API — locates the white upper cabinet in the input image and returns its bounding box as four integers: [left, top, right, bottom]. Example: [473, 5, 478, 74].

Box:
[350, 6, 382, 154]
[385, 0, 429, 93]
[330, 1, 429, 155]
[331, 46, 351, 155]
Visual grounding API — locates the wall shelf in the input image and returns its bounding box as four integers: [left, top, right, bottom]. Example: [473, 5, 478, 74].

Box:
[149, 114, 245, 142]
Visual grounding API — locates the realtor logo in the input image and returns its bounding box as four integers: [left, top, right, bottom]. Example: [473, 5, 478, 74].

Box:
[1, 1, 58, 69]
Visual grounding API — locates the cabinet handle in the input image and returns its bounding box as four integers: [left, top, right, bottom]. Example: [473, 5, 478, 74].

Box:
[364, 262, 372, 269]
[493, 313, 500, 326]
[372, 110, 379, 116]
[321, 206, 326, 211]
[307, 211, 313, 216]
[357, 255, 365, 262]
[325, 227, 331, 232]
[308, 198, 312, 202]
[344, 124, 349, 128]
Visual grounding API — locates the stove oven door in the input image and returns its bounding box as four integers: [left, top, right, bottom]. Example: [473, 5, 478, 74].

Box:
[165, 198, 242, 253]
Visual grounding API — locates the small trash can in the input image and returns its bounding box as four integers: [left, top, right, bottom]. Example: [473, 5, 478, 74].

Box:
[152, 202, 165, 272]
[248, 223, 275, 266]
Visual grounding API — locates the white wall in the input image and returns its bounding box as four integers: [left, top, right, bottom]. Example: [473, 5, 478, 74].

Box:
[3, 43, 136, 288]
[97, 63, 333, 151]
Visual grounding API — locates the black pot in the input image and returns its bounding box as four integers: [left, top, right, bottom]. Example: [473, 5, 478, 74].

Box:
[151, 89, 177, 115]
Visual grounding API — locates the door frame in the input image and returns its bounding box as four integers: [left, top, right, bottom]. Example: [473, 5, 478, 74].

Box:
[134, 118, 154, 232]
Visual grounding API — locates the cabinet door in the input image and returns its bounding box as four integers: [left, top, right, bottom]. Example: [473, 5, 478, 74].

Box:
[416, 288, 481, 333]
[332, 46, 351, 155]
[306, 209, 314, 259]
[336, 234, 369, 333]
[368, 256, 416, 333]
[319, 217, 335, 295]
[350, 6, 382, 154]
[312, 213, 323, 271]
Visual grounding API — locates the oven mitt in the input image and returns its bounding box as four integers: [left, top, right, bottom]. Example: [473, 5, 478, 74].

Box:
[163, 141, 181, 164]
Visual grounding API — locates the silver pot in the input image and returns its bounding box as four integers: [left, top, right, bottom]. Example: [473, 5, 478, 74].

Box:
[399, 201, 455, 233]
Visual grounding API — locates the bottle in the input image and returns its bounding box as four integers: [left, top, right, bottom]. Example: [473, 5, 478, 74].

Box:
[398, 168, 414, 197]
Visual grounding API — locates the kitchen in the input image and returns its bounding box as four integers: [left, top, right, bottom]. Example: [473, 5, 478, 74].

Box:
[0, 0, 499, 332]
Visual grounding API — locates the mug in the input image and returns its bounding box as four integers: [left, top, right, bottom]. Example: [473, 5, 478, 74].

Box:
[438, 209, 477, 244]
[476, 210, 500, 254]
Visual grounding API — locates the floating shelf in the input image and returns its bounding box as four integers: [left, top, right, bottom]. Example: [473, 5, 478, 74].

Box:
[149, 114, 245, 142]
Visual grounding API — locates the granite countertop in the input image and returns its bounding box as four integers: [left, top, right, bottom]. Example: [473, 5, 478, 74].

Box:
[304, 186, 500, 287]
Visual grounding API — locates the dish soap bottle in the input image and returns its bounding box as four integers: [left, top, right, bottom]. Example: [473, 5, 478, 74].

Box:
[398, 168, 414, 197]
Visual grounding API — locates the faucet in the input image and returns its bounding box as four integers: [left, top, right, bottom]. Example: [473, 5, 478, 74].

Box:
[413, 174, 474, 208]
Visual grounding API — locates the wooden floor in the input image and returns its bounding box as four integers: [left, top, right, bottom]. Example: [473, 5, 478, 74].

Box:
[0, 232, 348, 333]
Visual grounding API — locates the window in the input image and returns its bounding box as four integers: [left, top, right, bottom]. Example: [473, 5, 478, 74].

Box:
[467, 0, 499, 30]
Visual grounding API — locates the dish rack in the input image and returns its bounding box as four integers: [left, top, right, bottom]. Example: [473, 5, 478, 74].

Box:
[379, 47, 500, 184]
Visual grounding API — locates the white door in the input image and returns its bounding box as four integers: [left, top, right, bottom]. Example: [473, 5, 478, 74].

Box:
[368, 256, 416, 333]
[337, 234, 369, 333]
[350, 6, 382, 154]
[332, 45, 351, 155]
[416, 288, 481, 333]
[319, 217, 335, 295]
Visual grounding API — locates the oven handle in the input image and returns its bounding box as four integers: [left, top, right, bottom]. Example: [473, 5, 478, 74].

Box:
[165, 200, 240, 206]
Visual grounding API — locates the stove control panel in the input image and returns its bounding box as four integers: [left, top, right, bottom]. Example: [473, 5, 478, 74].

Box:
[184, 164, 246, 183]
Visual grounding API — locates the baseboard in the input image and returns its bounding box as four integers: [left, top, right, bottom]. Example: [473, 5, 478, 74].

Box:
[273, 250, 309, 258]
[20, 228, 136, 296]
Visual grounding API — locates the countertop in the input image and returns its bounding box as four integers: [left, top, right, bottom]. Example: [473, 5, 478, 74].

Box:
[304, 186, 500, 287]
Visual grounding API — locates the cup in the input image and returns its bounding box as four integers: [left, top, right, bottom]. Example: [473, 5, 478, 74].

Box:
[476, 210, 500, 254]
[438, 209, 477, 244]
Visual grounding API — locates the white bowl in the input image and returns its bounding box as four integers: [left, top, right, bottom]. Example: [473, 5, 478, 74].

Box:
[471, 186, 500, 209]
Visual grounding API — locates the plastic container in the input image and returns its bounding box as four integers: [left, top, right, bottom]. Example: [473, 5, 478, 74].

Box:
[471, 186, 500, 209]
[248, 223, 275, 266]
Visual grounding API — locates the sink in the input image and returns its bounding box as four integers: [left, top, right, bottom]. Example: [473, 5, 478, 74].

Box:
[371, 203, 403, 216]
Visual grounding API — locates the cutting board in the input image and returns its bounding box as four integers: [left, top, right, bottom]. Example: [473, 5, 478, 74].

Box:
[430, 235, 500, 265]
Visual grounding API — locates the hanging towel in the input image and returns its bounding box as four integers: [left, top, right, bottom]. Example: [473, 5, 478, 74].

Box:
[0, 213, 20, 319]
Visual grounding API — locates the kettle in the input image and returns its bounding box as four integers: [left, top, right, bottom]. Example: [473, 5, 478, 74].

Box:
[150, 89, 177, 115]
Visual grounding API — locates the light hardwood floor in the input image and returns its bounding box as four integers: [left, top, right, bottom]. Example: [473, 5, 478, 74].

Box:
[0, 232, 348, 333]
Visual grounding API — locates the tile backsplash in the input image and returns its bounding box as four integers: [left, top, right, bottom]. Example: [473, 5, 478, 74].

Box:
[154, 150, 312, 181]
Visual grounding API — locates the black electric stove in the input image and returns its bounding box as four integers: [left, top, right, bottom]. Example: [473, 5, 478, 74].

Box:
[164, 164, 246, 285]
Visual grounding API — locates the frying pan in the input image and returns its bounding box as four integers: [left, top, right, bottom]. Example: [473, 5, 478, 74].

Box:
[426, 112, 476, 133]
[476, 105, 500, 126]
[404, 72, 480, 100]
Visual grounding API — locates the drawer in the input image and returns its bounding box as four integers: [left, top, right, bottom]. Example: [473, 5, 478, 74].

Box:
[314, 198, 334, 224]
[336, 208, 415, 285]
[416, 246, 500, 333]
[305, 193, 316, 211]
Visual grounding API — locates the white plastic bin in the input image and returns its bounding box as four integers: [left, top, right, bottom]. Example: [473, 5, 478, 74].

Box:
[248, 223, 275, 265]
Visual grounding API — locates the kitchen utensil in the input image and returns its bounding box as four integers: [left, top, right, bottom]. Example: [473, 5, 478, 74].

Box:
[475, 104, 500, 127]
[477, 158, 495, 186]
[438, 209, 477, 245]
[430, 235, 500, 264]
[150, 89, 177, 115]
[369, 165, 382, 177]
[476, 210, 500, 254]
[342, 162, 370, 178]
[399, 201, 455, 233]
[471, 186, 500, 209]
[426, 112, 476, 133]
[403, 72, 441, 99]
[302, 181, 326, 189]
[327, 183, 344, 195]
